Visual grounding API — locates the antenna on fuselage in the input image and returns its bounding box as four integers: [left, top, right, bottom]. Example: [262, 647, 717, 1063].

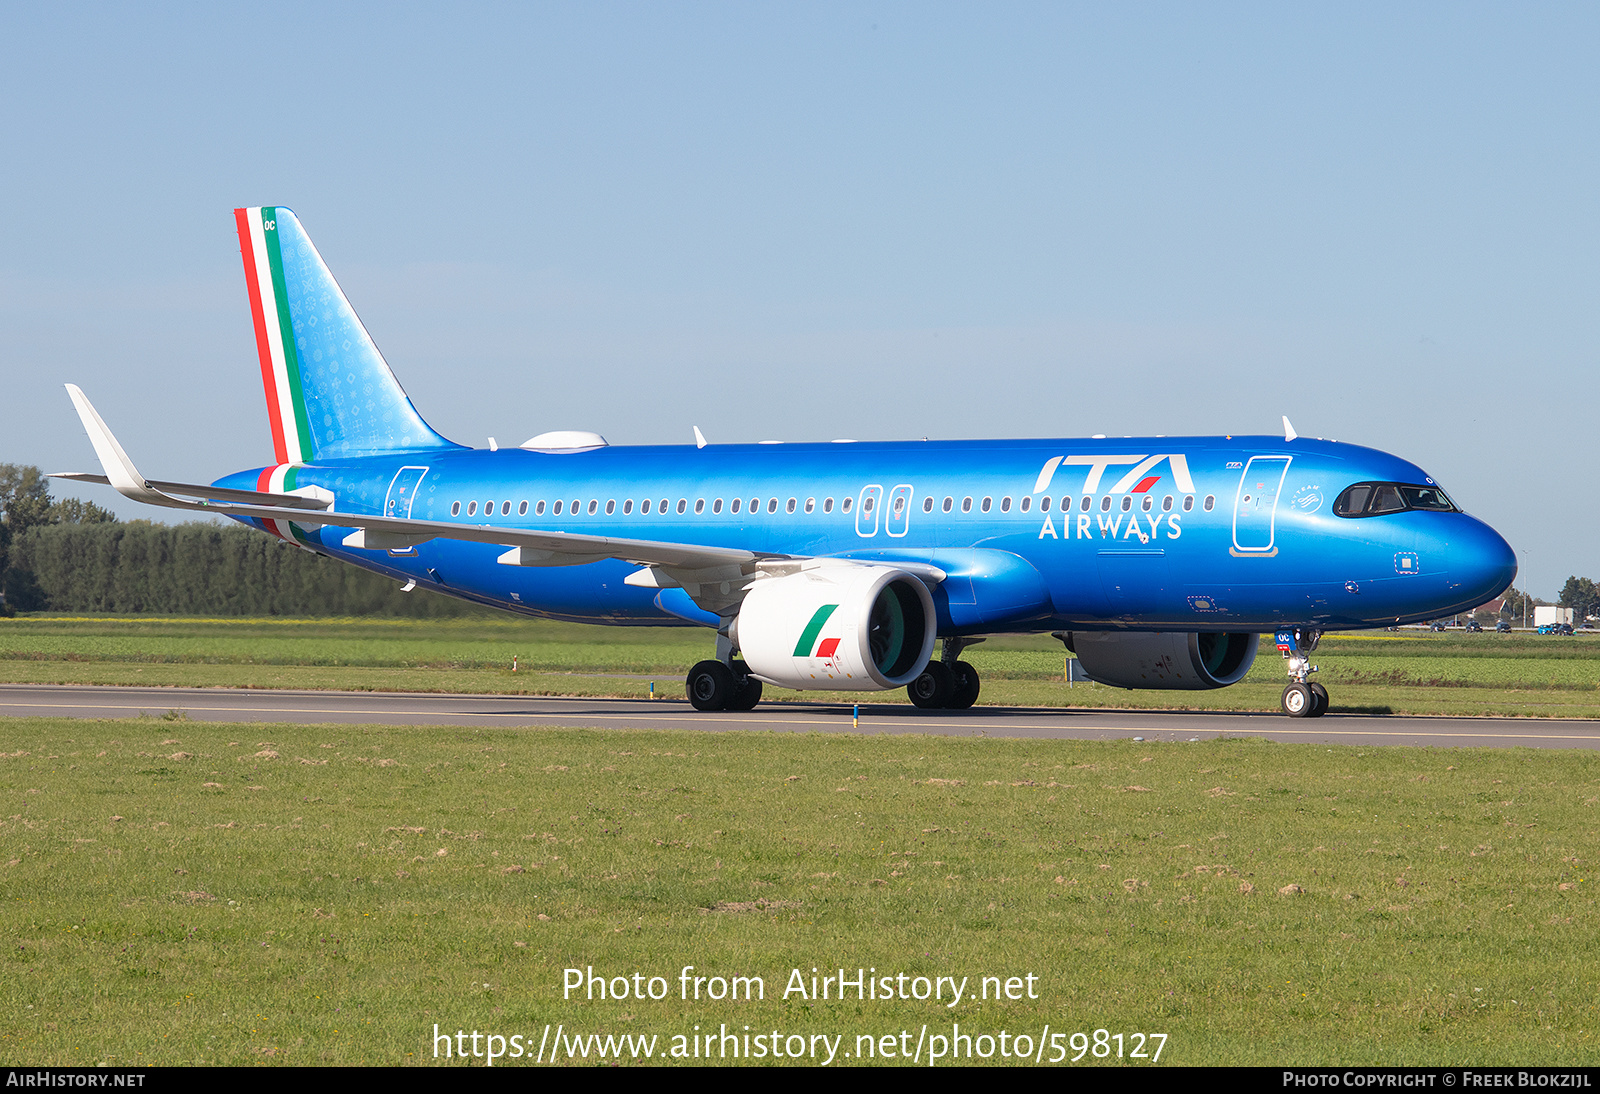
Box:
[1282, 416, 1298, 442]
[693, 426, 707, 449]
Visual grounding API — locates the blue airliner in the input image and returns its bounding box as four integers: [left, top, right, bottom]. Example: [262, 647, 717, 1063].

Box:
[58, 207, 1517, 719]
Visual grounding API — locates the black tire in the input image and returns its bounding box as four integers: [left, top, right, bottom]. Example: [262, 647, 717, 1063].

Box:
[726, 672, 763, 711]
[686, 659, 735, 711]
[906, 660, 955, 709]
[1308, 682, 1329, 718]
[1281, 682, 1313, 718]
[947, 660, 981, 709]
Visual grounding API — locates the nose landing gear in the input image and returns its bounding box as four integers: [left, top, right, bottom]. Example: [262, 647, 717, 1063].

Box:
[1276, 628, 1328, 717]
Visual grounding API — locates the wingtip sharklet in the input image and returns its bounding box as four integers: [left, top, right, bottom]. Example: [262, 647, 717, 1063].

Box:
[62, 383, 166, 505]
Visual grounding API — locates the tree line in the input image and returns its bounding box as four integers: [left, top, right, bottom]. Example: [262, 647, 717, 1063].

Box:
[0, 464, 483, 617]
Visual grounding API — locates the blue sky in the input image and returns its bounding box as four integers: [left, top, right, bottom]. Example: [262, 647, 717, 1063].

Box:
[2, 3, 1594, 596]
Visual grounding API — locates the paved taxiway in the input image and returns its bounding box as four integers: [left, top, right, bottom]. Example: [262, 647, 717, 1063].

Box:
[2, 684, 1598, 749]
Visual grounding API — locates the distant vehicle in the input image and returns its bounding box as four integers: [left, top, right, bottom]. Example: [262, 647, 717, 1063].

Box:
[1537, 623, 1574, 635]
[1464, 620, 1482, 632]
[1583, 622, 1596, 631]
[1429, 621, 1448, 631]
[1496, 620, 1512, 633]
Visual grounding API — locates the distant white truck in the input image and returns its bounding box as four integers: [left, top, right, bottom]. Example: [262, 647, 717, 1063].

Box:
[1535, 606, 1574, 627]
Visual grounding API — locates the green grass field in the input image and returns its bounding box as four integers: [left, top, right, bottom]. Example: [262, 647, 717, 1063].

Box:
[3, 720, 1598, 1066]
[1, 615, 1597, 718]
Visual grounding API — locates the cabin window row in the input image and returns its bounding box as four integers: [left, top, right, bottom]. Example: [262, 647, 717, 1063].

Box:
[450, 496, 858, 518]
[447, 493, 1218, 519]
[922, 494, 1214, 514]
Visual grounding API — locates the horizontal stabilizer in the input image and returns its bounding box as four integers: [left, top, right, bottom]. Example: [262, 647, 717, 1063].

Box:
[50, 472, 331, 511]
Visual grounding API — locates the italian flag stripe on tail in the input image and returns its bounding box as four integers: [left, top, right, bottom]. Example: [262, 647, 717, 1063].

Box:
[234, 207, 312, 464]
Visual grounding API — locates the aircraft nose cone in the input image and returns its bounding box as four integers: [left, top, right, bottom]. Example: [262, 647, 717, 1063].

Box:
[1457, 517, 1518, 605]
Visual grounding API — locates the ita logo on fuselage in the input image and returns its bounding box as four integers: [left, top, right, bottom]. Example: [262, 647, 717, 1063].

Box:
[1031, 453, 1196, 542]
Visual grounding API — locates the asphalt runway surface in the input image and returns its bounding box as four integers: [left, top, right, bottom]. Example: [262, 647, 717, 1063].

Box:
[3, 683, 1599, 749]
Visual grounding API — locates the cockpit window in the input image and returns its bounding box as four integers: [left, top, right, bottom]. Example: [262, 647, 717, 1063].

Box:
[1334, 484, 1372, 516]
[1400, 485, 1455, 511]
[1367, 484, 1407, 515]
[1334, 481, 1458, 518]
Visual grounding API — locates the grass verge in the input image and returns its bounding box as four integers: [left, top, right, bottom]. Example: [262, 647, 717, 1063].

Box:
[3, 718, 1598, 1065]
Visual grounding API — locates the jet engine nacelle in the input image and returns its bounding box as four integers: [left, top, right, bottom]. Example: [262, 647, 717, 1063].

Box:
[735, 565, 937, 691]
[1065, 631, 1259, 690]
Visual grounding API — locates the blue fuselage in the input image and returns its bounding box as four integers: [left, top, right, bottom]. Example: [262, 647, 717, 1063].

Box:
[218, 435, 1516, 635]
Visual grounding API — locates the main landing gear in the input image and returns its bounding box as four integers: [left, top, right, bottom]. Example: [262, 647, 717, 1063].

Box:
[906, 637, 983, 710]
[685, 631, 761, 712]
[686, 659, 763, 712]
[1276, 627, 1328, 718]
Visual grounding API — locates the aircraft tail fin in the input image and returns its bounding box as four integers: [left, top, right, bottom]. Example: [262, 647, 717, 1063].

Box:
[234, 206, 462, 462]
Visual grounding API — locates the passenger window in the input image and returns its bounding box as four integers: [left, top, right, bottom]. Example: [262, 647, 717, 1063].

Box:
[1020, 495, 1031, 513]
[661, 499, 669, 513]
[694, 499, 705, 514]
[501, 501, 511, 516]
[1101, 496, 1112, 512]
[1121, 496, 1132, 512]
[451, 501, 461, 516]
[677, 499, 687, 515]
[536, 500, 546, 515]
[805, 497, 815, 514]
[605, 500, 615, 515]
[1162, 495, 1172, 512]
[923, 497, 934, 513]
[1203, 495, 1215, 511]
[824, 497, 834, 513]
[518, 501, 528, 516]
[623, 499, 633, 515]
[786, 498, 796, 514]
[1000, 496, 1011, 512]
[730, 497, 740, 513]
[862, 496, 873, 513]
[713, 498, 723, 514]
[468, 501, 478, 516]
[980, 497, 992, 513]
[942, 497, 953, 512]
[842, 497, 853, 513]
[892, 496, 903, 514]
[588, 500, 598, 515]
[571, 499, 579, 514]
[640, 499, 651, 514]
[1141, 495, 1152, 512]
[1081, 495, 1091, 512]
[767, 498, 778, 514]
[962, 497, 973, 513]
[1040, 497, 1051, 512]
[552, 501, 561, 515]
